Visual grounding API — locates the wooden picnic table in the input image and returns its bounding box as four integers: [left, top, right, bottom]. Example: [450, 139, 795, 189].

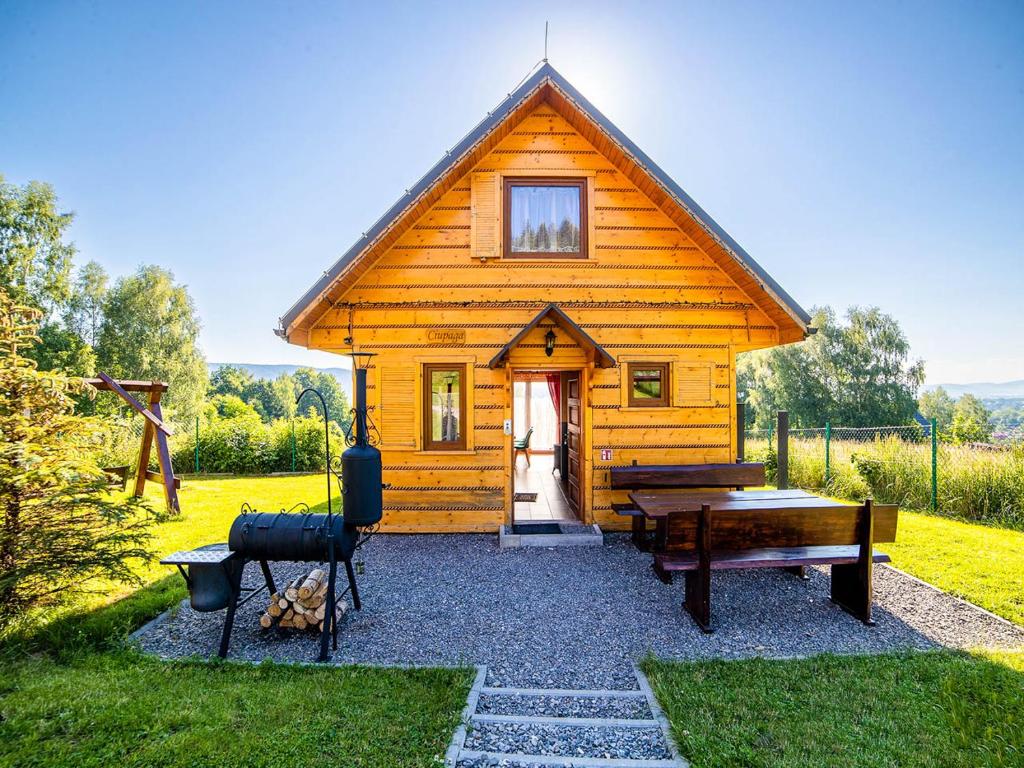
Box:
[628, 488, 850, 552]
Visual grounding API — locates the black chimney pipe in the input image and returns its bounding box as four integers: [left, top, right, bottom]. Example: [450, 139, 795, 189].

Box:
[340, 355, 383, 528]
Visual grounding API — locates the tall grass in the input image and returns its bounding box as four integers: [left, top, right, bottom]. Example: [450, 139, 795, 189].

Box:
[746, 436, 1024, 529]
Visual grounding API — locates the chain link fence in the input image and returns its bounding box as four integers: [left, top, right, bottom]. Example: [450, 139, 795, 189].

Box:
[745, 416, 1023, 529]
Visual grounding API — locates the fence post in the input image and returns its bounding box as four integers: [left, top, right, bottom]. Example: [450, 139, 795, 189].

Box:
[777, 410, 789, 490]
[736, 400, 745, 463]
[291, 420, 297, 472]
[931, 417, 938, 513]
[194, 415, 200, 474]
[824, 421, 831, 488]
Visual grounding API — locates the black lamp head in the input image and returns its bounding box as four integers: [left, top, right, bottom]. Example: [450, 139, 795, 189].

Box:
[544, 328, 557, 357]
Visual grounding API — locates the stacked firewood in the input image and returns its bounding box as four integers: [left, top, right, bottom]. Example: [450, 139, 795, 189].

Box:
[259, 567, 345, 632]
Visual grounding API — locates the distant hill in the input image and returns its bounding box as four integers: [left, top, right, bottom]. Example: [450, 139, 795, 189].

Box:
[208, 362, 352, 397]
[924, 380, 1024, 399]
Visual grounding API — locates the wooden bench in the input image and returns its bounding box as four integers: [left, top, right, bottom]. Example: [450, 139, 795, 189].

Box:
[610, 463, 766, 550]
[656, 499, 898, 631]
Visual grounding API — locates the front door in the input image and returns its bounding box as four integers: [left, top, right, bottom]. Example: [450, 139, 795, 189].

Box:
[566, 374, 583, 517]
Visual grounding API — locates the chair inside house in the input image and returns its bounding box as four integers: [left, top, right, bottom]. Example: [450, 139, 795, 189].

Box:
[514, 428, 534, 467]
[512, 373, 574, 523]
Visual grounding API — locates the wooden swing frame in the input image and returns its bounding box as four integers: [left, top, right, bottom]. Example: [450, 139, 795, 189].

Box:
[86, 372, 181, 514]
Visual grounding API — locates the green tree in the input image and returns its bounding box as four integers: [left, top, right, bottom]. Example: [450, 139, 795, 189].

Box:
[0, 176, 76, 314]
[738, 306, 924, 428]
[991, 403, 1024, 432]
[950, 394, 992, 444]
[1, 177, 94, 377]
[207, 394, 260, 420]
[293, 367, 351, 431]
[919, 387, 956, 431]
[0, 289, 151, 627]
[63, 260, 109, 346]
[246, 375, 296, 422]
[95, 265, 207, 423]
[30, 323, 95, 376]
[209, 365, 255, 399]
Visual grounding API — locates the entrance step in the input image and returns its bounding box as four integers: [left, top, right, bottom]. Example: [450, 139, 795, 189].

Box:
[499, 523, 604, 549]
[446, 667, 688, 767]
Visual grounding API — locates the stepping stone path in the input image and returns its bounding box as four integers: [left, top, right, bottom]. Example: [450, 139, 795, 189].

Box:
[447, 666, 688, 767]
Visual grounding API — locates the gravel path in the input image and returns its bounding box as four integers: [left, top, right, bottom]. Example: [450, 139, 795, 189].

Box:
[463, 721, 672, 761]
[139, 533, 1024, 689]
[476, 693, 653, 720]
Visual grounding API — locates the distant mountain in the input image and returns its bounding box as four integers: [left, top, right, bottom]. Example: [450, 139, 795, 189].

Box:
[208, 362, 352, 397]
[923, 380, 1024, 399]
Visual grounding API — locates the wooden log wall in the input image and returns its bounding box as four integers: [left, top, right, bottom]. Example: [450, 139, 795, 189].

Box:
[308, 105, 781, 532]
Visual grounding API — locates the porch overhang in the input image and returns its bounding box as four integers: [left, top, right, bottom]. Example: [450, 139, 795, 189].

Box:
[488, 303, 616, 369]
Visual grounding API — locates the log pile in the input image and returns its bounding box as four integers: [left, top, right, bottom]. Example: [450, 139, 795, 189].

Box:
[259, 568, 345, 632]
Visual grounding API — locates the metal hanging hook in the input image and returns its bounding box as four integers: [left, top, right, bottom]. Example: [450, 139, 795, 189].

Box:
[296, 387, 332, 523]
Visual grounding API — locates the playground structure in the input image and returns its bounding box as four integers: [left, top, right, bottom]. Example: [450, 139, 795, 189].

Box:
[86, 373, 181, 514]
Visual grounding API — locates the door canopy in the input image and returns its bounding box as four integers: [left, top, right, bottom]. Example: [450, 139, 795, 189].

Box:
[488, 304, 615, 369]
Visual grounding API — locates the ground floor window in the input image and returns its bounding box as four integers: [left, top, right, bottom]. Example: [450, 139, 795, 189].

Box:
[628, 362, 670, 407]
[423, 363, 466, 450]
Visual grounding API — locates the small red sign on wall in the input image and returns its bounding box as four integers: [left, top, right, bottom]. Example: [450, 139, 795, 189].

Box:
[600, 449, 613, 462]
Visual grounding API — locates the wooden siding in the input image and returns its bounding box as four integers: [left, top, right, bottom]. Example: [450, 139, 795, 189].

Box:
[308, 104, 781, 532]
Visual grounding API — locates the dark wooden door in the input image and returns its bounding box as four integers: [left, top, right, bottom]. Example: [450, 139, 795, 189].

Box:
[566, 374, 582, 518]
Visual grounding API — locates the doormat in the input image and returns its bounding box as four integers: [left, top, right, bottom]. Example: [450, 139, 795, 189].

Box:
[512, 522, 562, 535]
[513, 492, 538, 503]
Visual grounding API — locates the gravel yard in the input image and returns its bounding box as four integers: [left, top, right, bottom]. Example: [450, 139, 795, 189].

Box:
[139, 533, 1024, 689]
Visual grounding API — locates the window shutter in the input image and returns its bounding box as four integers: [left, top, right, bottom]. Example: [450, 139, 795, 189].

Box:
[379, 366, 416, 447]
[470, 172, 501, 260]
[676, 362, 713, 405]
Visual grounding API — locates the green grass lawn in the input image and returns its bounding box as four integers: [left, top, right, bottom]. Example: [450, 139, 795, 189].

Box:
[3, 475, 1021, 768]
[879, 510, 1024, 626]
[11, 474, 333, 653]
[0, 475, 471, 768]
[0, 652, 471, 768]
[643, 649, 1024, 768]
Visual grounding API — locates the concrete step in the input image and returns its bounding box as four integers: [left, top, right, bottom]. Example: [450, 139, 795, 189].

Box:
[462, 720, 673, 762]
[475, 691, 654, 721]
[445, 666, 688, 768]
[473, 714, 661, 728]
[498, 523, 604, 549]
[456, 751, 678, 767]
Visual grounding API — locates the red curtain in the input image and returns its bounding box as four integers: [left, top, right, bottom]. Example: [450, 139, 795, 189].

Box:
[545, 373, 560, 424]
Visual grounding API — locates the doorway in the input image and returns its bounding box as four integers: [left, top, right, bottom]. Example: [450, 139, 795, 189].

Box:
[511, 370, 580, 523]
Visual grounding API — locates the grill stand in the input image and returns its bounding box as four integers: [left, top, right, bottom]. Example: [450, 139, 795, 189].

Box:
[319, 533, 339, 662]
[218, 559, 279, 659]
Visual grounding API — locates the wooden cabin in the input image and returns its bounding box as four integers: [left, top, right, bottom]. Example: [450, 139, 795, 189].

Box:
[277, 64, 810, 533]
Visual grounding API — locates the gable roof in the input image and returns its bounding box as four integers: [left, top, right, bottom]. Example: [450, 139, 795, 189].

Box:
[488, 304, 616, 369]
[278, 63, 811, 344]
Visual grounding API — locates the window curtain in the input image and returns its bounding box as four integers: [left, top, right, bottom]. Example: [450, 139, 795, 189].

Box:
[545, 373, 561, 424]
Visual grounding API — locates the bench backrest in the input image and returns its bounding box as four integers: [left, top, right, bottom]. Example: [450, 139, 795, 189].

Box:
[610, 463, 765, 490]
[663, 501, 899, 552]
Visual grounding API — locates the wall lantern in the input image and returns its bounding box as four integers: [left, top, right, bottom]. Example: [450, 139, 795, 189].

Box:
[544, 328, 557, 357]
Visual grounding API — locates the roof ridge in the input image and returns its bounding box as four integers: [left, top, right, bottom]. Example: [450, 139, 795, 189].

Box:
[278, 63, 809, 338]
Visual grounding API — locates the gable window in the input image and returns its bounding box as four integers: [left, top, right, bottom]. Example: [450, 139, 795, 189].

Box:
[503, 177, 587, 258]
[422, 364, 467, 450]
[628, 362, 670, 407]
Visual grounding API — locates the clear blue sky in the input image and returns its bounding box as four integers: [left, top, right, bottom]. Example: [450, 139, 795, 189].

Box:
[2, 1, 1022, 384]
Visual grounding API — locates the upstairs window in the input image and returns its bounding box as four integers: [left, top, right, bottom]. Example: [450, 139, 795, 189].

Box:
[503, 177, 587, 258]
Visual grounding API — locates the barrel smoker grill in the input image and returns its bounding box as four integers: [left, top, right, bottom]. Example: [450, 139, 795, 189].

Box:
[163, 361, 383, 662]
